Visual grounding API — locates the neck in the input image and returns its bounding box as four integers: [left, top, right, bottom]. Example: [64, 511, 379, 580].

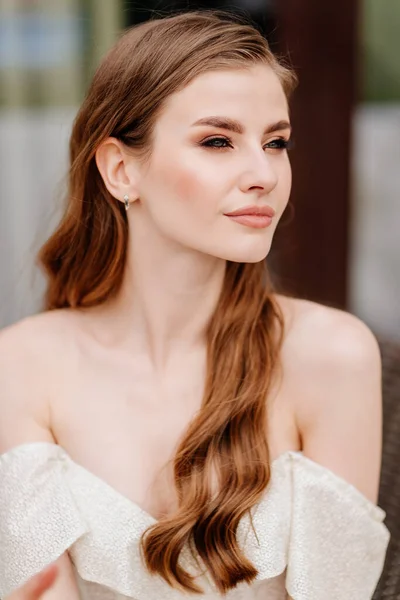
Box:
[98, 219, 227, 371]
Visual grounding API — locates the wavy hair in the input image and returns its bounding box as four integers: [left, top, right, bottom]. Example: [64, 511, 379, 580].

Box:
[38, 10, 297, 595]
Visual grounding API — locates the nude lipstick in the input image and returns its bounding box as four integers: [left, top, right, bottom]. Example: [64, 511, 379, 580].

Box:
[223, 205, 275, 229]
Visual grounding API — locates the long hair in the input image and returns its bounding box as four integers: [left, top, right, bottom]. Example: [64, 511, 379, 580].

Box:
[38, 10, 297, 595]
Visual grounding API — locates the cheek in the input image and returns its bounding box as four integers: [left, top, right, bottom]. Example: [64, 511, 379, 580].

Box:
[277, 161, 292, 207]
[151, 155, 212, 207]
[170, 170, 205, 204]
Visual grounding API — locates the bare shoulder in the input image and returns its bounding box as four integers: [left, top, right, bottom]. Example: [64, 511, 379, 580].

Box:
[275, 294, 381, 412]
[0, 309, 77, 451]
[276, 294, 380, 371]
[0, 309, 77, 372]
[275, 295, 382, 502]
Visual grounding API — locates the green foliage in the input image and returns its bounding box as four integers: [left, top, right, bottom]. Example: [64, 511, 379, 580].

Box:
[361, 0, 400, 102]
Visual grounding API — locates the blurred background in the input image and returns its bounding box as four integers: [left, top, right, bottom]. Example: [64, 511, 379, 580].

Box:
[0, 0, 399, 343]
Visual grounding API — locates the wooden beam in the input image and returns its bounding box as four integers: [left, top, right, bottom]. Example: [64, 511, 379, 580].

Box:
[271, 0, 359, 309]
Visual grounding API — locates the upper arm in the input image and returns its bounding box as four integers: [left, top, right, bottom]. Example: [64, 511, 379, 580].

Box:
[0, 319, 81, 600]
[290, 305, 383, 504]
[0, 320, 55, 452]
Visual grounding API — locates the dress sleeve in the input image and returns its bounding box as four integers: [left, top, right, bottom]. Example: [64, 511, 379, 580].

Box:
[285, 452, 390, 600]
[0, 443, 89, 597]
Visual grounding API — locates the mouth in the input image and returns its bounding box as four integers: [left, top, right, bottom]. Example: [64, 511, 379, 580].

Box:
[224, 214, 273, 229]
[223, 205, 275, 229]
[223, 205, 276, 218]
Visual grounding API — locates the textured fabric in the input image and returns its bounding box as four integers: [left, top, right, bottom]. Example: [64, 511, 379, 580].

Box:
[0, 442, 390, 600]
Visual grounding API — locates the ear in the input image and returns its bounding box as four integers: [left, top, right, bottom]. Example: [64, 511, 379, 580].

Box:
[95, 137, 140, 205]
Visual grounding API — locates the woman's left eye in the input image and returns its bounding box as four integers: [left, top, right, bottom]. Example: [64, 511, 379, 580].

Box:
[264, 138, 293, 151]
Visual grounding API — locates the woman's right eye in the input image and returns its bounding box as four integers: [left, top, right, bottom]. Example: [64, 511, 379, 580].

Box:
[200, 137, 233, 149]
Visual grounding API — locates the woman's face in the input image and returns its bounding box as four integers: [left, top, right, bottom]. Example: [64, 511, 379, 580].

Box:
[135, 63, 292, 263]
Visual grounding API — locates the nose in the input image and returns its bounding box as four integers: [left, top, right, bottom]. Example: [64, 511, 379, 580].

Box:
[237, 153, 279, 195]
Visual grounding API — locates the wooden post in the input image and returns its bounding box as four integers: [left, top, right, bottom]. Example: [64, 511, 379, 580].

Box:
[271, 0, 359, 309]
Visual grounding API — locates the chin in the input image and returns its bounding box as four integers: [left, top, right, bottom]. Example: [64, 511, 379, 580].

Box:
[228, 252, 269, 264]
[216, 242, 272, 264]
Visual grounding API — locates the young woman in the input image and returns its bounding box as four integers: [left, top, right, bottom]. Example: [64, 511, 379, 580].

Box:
[0, 10, 390, 600]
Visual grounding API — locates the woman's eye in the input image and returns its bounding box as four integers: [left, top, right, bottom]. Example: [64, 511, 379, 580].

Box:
[200, 137, 233, 149]
[265, 137, 294, 151]
[199, 136, 294, 151]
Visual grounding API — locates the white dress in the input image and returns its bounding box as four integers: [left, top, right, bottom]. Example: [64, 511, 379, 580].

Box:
[0, 442, 390, 600]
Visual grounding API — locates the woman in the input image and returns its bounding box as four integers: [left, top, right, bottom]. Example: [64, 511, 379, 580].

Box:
[0, 10, 390, 600]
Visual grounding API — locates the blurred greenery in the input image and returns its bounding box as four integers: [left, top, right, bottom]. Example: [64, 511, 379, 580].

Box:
[361, 0, 400, 102]
[0, 0, 122, 108]
[1, 0, 399, 107]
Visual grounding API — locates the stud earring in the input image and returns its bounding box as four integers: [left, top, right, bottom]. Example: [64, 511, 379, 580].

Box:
[123, 194, 130, 211]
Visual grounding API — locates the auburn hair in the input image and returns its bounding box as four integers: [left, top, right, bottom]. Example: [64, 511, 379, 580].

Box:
[38, 10, 297, 595]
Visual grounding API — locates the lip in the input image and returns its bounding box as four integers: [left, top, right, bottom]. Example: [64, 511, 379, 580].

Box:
[225, 214, 273, 229]
[223, 205, 276, 218]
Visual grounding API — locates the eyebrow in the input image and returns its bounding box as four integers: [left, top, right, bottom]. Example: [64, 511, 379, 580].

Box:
[191, 116, 292, 135]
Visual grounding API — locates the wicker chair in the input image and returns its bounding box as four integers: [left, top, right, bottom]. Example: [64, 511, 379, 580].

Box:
[373, 337, 400, 599]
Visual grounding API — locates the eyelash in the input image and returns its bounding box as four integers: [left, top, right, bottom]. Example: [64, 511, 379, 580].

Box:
[199, 136, 294, 151]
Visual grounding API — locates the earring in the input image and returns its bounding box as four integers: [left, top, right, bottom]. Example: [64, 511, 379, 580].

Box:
[123, 194, 130, 211]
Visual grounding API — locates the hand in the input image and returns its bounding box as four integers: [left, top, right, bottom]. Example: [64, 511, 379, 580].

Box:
[6, 564, 58, 600]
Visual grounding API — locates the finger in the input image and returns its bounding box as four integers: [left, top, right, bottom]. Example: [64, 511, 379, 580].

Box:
[22, 564, 58, 599]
